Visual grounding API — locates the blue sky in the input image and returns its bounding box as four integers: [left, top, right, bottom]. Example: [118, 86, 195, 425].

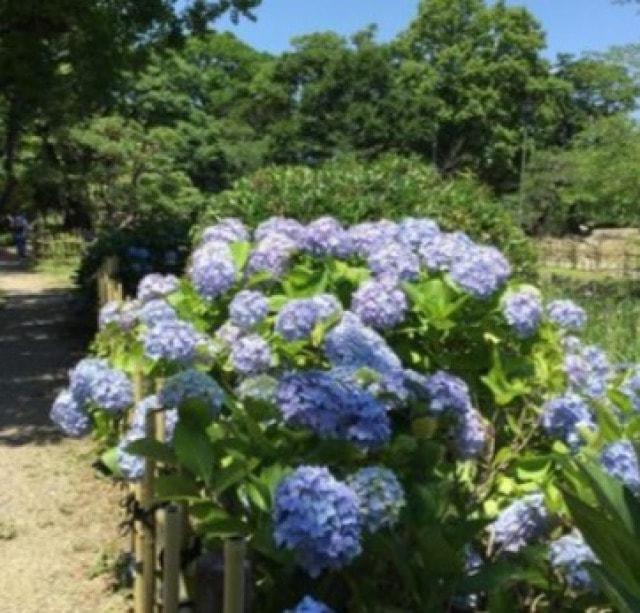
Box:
[210, 0, 640, 59]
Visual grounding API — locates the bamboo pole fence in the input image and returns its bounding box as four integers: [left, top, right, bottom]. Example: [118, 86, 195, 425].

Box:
[97, 257, 249, 612]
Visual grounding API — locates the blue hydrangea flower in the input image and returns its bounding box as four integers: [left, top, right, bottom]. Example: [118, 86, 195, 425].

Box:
[50, 390, 91, 437]
[549, 530, 598, 591]
[366, 241, 420, 281]
[351, 277, 407, 330]
[347, 220, 399, 256]
[142, 319, 203, 364]
[501, 286, 543, 338]
[273, 466, 362, 577]
[254, 217, 307, 244]
[69, 358, 109, 403]
[303, 216, 351, 257]
[85, 367, 134, 414]
[116, 431, 145, 480]
[236, 374, 278, 404]
[215, 321, 244, 348]
[397, 217, 440, 250]
[622, 366, 640, 411]
[601, 440, 640, 493]
[347, 467, 405, 533]
[286, 596, 334, 613]
[230, 334, 274, 375]
[405, 370, 471, 416]
[449, 245, 511, 299]
[547, 300, 587, 331]
[159, 370, 224, 417]
[137, 273, 179, 303]
[418, 232, 473, 271]
[275, 299, 321, 341]
[98, 300, 139, 331]
[201, 218, 249, 244]
[246, 233, 298, 278]
[188, 241, 237, 301]
[324, 312, 401, 374]
[541, 394, 595, 448]
[311, 294, 342, 320]
[137, 299, 177, 327]
[454, 408, 490, 459]
[564, 343, 611, 399]
[276, 371, 391, 449]
[129, 395, 178, 440]
[229, 290, 269, 330]
[490, 493, 548, 553]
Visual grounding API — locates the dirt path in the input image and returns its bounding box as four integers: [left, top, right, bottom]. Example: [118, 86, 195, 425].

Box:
[0, 254, 128, 612]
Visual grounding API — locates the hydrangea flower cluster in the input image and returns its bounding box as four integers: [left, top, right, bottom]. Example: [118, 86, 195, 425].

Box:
[228, 290, 269, 329]
[137, 273, 179, 303]
[159, 369, 225, 417]
[347, 467, 405, 533]
[255, 217, 306, 243]
[409, 370, 471, 415]
[276, 371, 390, 449]
[367, 241, 420, 281]
[246, 233, 298, 278]
[98, 300, 139, 331]
[501, 286, 543, 338]
[302, 216, 350, 257]
[549, 530, 598, 591]
[398, 217, 440, 249]
[601, 440, 640, 493]
[490, 493, 549, 553]
[116, 395, 179, 480]
[273, 466, 362, 577]
[275, 295, 340, 341]
[547, 300, 587, 331]
[418, 232, 472, 271]
[51, 359, 133, 435]
[541, 394, 595, 448]
[449, 245, 511, 299]
[201, 218, 249, 244]
[286, 596, 334, 613]
[137, 299, 177, 327]
[454, 408, 490, 459]
[564, 343, 611, 399]
[347, 220, 398, 256]
[621, 366, 640, 411]
[230, 334, 274, 376]
[351, 277, 407, 330]
[50, 390, 91, 437]
[143, 319, 203, 364]
[188, 241, 237, 300]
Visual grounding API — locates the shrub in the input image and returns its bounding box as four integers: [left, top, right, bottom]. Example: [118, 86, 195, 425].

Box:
[52, 215, 639, 611]
[198, 155, 536, 276]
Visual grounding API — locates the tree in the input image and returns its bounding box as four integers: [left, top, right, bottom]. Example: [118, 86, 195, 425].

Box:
[553, 54, 638, 144]
[0, 0, 263, 212]
[395, 0, 567, 190]
[521, 115, 640, 233]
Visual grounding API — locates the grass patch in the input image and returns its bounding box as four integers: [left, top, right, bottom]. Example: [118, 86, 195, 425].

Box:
[540, 268, 640, 362]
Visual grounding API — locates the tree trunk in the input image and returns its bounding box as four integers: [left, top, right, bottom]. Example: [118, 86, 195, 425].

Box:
[0, 101, 21, 212]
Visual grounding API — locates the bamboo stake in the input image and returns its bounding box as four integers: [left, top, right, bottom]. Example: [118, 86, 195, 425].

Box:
[134, 411, 157, 613]
[163, 504, 183, 613]
[223, 538, 246, 613]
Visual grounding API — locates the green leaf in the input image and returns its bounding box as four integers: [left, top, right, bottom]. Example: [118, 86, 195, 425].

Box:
[229, 241, 252, 272]
[173, 422, 217, 486]
[481, 348, 531, 406]
[155, 473, 201, 500]
[210, 458, 260, 496]
[587, 564, 640, 613]
[100, 446, 122, 477]
[125, 438, 178, 465]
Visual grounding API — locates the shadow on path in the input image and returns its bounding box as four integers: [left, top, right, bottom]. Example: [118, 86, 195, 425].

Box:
[0, 255, 90, 445]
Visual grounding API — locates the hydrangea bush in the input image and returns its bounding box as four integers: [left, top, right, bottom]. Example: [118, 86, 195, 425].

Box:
[51, 215, 640, 611]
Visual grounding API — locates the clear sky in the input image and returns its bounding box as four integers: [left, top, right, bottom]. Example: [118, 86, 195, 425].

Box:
[210, 0, 640, 59]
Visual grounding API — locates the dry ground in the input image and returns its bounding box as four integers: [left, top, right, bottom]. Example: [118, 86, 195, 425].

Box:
[0, 253, 129, 612]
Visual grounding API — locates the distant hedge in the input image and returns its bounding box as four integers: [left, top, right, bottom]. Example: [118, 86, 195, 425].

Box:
[198, 155, 536, 275]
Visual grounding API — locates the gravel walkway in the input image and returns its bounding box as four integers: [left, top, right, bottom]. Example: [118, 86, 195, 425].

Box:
[0, 254, 128, 612]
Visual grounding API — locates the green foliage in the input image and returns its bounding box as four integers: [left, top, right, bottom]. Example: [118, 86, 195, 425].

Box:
[522, 115, 640, 233]
[199, 155, 537, 275]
